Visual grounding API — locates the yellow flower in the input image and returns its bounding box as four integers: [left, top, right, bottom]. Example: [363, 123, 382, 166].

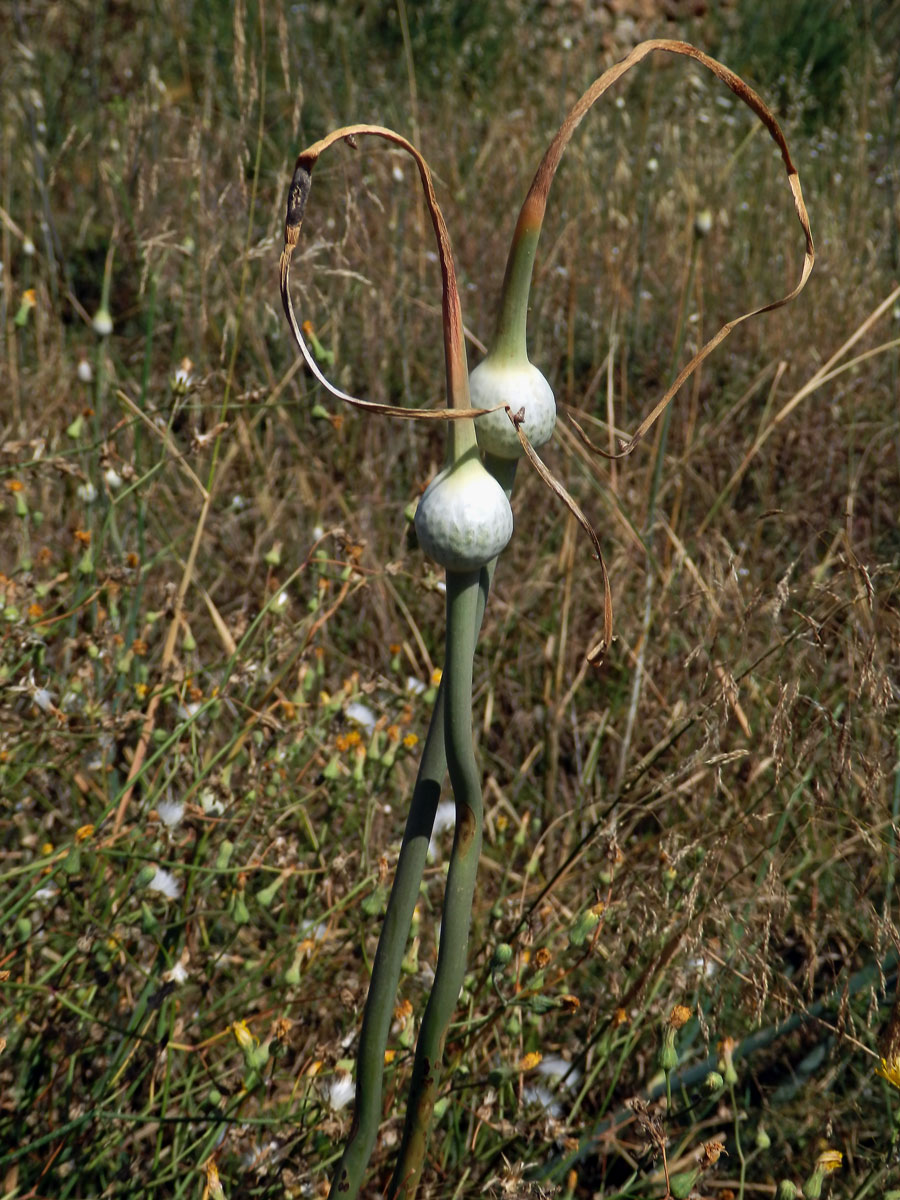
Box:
[430, 668, 442, 686]
[76, 824, 95, 842]
[815, 1149, 842, 1173]
[876, 1056, 900, 1090]
[668, 1004, 692, 1030]
[519, 1051, 542, 1072]
[402, 733, 419, 749]
[231, 1020, 257, 1050]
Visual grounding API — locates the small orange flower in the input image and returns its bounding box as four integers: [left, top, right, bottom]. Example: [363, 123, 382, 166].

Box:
[394, 998, 413, 1022]
[668, 1004, 692, 1030]
[28, 603, 44, 620]
[4, 479, 24, 493]
[76, 824, 95, 842]
[403, 733, 418, 749]
[519, 1051, 542, 1072]
[131, 638, 148, 657]
[74, 529, 91, 546]
[126, 552, 139, 568]
[387, 724, 401, 743]
[389, 643, 402, 655]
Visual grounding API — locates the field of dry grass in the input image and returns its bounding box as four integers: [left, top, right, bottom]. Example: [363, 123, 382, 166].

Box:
[2, 2, 899, 1197]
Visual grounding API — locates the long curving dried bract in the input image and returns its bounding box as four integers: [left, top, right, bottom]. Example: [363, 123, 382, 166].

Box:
[507, 38, 814, 460]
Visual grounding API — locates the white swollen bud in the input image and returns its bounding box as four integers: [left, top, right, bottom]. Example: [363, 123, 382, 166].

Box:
[415, 454, 513, 571]
[470, 356, 556, 460]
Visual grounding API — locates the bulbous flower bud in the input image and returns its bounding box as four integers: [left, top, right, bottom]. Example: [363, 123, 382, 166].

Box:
[470, 356, 556, 460]
[415, 453, 513, 571]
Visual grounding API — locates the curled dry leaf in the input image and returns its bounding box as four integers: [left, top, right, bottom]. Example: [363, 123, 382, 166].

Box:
[509, 38, 814, 460]
[280, 123, 494, 424]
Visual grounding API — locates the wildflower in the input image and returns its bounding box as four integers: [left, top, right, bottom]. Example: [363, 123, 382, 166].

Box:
[815, 1150, 842, 1173]
[876, 1055, 900, 1089]
[804, 1149, 841, 1200]
[519, 1052, 542, 1072]
[103, 466, 123, 490]
[77, 481, 98, 504]
[660, 1004, 691, 1073]
[77, 357, 93, 383]
[402, 732, 419, 749]
[76, 824, 95, 842]
[156, 799, 185, 828]
[4, 479, 23, 493]
[14, 289, 36, 327]
[346, 701, 376, 734]
[718, 1035, 738, 1085]
[232, 1020, 257, 1051]
[205, 1159, 226, 1200]
[146, 866, 181, 900]
[428, 799, 456, 860]
[325, 1070, 355, 1111]
[162, 957, 189, 984]
[92, 305, 113, 336]
[172, 356, 193, 392]
[74, 529, 91, 545]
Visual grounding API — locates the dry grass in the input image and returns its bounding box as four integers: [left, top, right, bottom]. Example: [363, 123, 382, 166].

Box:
[1, 2, 899, 1198]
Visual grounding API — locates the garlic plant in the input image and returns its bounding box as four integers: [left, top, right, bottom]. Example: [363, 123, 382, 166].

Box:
[279, 38, 813, 1200]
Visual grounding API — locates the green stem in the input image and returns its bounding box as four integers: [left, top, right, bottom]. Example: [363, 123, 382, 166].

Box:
[327, 685, 447, 1200]
[327, 457, 513, 1199]
[388, 568, 483, 1200]
[492, 219, 540, 363]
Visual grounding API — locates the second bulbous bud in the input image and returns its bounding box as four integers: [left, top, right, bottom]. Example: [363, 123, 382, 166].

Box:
[470, 356, 556, 460]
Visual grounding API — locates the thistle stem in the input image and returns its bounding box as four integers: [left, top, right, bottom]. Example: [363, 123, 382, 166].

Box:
[387, 567, 483, 1200]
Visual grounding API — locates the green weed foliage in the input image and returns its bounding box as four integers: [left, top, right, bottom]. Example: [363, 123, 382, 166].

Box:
[2, 2, 899, 1197]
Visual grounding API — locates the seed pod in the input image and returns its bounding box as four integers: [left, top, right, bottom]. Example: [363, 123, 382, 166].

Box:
[415, 453, 513, 571]
[470, 356, 556, 460]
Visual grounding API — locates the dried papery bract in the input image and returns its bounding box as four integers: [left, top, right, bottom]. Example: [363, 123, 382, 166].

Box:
[513, 39, 815, 461]
[471, 38, 814, 666]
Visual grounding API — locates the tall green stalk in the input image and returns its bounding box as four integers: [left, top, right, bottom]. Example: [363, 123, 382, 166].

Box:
[387, 567, 483, 1200]
[328, 457, 514, 1200]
